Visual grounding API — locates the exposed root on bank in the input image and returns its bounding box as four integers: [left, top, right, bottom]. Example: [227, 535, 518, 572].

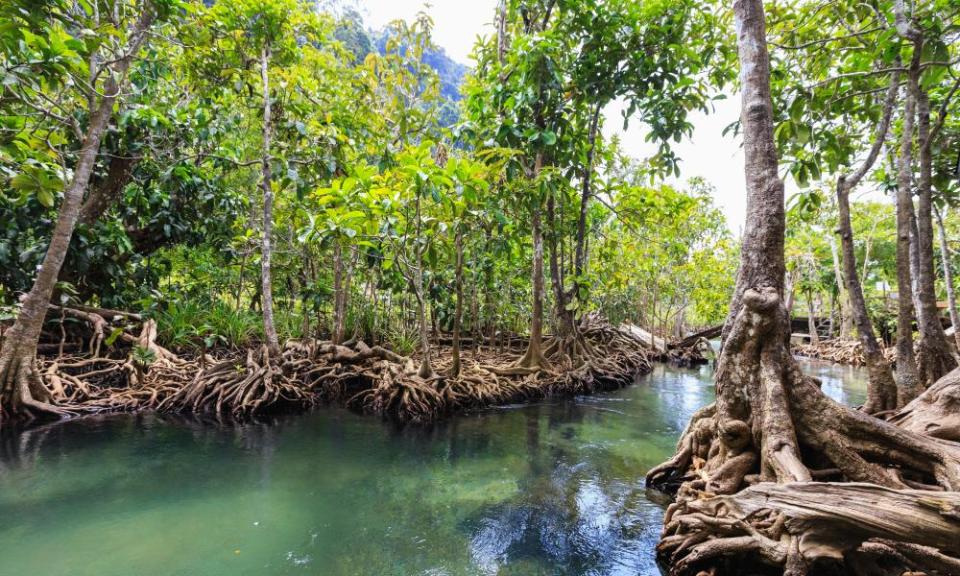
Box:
[889, 367, 960, 442]
[793, 338, 896, 367]
[660, 483, 960, 576]
[647, 287, 960, 576]
[313, 314, 652, 423]
[0, 343, 76, 426]
[3, 308, 653, 426]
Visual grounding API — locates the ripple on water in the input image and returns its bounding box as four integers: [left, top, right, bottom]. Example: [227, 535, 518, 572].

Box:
[0, 359, 868, 576]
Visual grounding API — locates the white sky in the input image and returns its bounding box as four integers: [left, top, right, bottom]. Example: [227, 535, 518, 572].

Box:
[360, 0, 750, 232]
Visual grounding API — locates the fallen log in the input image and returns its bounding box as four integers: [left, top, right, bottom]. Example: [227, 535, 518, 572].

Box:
[669, 324, 723, 350]
[625, 324, 710, 366]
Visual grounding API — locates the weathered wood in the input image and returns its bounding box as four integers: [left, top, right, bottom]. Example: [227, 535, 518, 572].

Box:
[621, 324, 668, 354]
[690, 482, 960, 558]
[669, 324, 722, 350]
[890, 367, 960, 442]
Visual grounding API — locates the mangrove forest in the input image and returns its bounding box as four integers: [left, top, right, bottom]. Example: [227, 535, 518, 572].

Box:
[1, 0, 959, 574]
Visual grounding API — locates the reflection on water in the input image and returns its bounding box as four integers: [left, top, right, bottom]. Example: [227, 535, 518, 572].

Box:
[0, 360, 867, 576]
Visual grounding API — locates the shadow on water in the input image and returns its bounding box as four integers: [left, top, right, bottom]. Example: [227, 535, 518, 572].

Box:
[0, 359, 868, 576]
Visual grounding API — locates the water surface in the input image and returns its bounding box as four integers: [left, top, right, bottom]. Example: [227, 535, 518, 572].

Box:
[0, 360, 867, 576]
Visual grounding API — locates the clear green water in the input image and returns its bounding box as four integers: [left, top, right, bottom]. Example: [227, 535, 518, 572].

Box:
[0, 360, 866, 576]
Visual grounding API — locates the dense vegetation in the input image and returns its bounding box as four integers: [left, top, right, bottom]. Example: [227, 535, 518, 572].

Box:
[0, 0, 734, 355]
[2, 0, 960, 573]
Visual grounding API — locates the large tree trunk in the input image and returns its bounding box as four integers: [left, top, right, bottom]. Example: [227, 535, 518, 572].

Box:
[259, 42, 280, 356]
[936, 206, 960, 350]
[914, 88, 957, 384]
[894, 45, 923, 407]
[0, 6, 156, 425]
[835, 71, 900, 414]
[648, 2, 960, 573]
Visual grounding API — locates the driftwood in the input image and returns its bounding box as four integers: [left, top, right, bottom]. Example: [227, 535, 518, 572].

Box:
[627, 324, 710, 366]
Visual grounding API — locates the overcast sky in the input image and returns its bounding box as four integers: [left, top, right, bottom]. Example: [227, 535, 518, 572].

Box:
[359, 0, 749, 232]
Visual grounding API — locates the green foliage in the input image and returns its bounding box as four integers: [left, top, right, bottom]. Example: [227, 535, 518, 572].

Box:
[2, 0, 753, 348]
[131, 345, 157, 369]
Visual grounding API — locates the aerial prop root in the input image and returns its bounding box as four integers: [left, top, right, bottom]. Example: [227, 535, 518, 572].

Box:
[158, 342, 312, 416]
[649, 287, 960, 574]
[0, 344, 76, 425]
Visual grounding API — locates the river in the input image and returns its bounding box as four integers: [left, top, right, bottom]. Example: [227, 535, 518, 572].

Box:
[0, 359, 866, 576]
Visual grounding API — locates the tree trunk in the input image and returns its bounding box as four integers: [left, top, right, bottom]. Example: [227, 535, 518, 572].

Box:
[935, 207, 960, 350]
[450, 230, 464, 377]
[806, 291, 820, 345]
[894, 45, 923, 407]
[573, 103, 601, 302]
[914, 88, 957, 384]
[516, 153, 550, 370]
[259, 42, 280, 356]
[412, 189, 433, 379]
[828, 236, 853, 340]
[78, 153, 138, 226]
[332, 243, 345, 345]
[648, 2, 960, 573]
[485, 275, 496, 350]
[835, 70, 900, 414]
[547, 191, 577, 364]
[839, 183, 899, 413]
[0, 5, 157, 425]
[784, 269, 798, 313]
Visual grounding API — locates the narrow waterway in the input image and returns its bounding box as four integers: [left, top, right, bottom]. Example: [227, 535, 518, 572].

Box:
[0, 359, 867, 576]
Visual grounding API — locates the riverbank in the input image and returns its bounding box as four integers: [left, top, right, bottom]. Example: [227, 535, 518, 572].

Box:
[793, 338, 896, 366]
[10, 314, 658, 426]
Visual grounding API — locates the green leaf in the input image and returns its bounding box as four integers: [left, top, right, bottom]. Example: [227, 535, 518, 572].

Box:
[105, 327, 124, 346]
[36, 187, 55, 208]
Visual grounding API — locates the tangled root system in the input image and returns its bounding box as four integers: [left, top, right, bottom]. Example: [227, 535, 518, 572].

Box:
[6, 309, 654, 426]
